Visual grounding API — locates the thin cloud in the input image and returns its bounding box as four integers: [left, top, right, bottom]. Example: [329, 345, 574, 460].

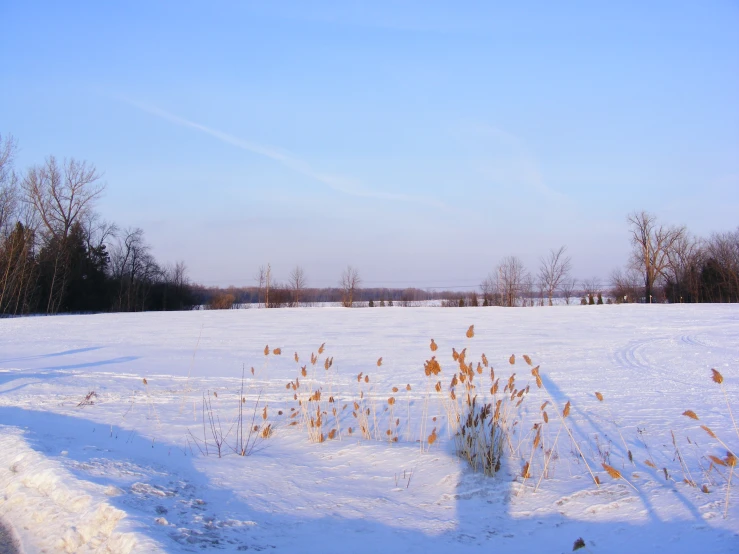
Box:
[117, 96, 445, 208]
[456, 121, 566, 202]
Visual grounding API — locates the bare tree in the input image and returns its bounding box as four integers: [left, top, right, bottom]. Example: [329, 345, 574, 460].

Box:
[479, 275, 495, 306]
[0, 134, 20, 238]
[627, 211, 686, 303]
[22, 157, 105, 312]
[111, 227, 161, 311]
[288, 265, 306, 307]
[703, 229, 739, 302]
[538, 246, 572, 306]
[610, 268, 641, 303]
[664, 232, 703, 303]
[255, 265, 266, 307]
[22, 157, 105, 240]
[340, 265, 361, 307]
[560, 278, 577, 305]
[496, 256, 529, 307]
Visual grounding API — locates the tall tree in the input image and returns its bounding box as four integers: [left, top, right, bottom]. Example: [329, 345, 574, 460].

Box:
[288, 265, 306, 307]
[340, 265, 361, 307]
[22, 157, 105, 312]
[538, 246, 572, 306]
[627, 211, 686, 303]
[496, 256, 529, 307]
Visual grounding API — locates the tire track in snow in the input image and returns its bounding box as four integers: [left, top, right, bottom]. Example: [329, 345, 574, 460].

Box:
[611, 336, 695, 387]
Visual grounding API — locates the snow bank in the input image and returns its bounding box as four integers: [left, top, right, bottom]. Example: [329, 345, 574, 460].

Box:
[0, 427, 157, 553]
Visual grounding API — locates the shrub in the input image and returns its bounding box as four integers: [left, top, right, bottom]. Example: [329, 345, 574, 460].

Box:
[209, 292, 235, 310]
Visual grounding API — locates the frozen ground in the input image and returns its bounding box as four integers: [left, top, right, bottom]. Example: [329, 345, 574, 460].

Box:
[0, 304, 737, 553]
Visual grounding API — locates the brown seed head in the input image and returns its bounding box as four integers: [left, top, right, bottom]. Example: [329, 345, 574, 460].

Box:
[264, 345, 269, 356]
[595, 391, 604, 402]
[273, 348, 282, 355]
[466, 325, 475, 338]
[682, 410, 699, 420]
[430, 339, 438, 352]
[509, 354, 515, 365]
[377, 357, 383, 367]
[602, 463, 622, 480]
[523, 354, 532, 366]
[563, 401, 571, 419]
[701, 425, 717, 439]
[318, 342, 326, 354]
[708, 454, 727, 467]
[427, 428, 437, 446]
[711, 368, 724, 384]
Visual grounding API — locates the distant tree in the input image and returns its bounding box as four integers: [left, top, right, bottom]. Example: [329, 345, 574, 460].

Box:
[597, 292, 603, 305]
[110, 227, 161, 312]
[368, 299, 374, 307]
[380, 298, 386, 307]
[538, 246, 572, 306]
[664, 232, 703, 303]
[580, 277, 600, 306]
[209, 292, 235, 310]
[255, 265, 266, 307]
[496, 256, 529, 307]
[560, 278, 577, 305]
[468, 291, 479, 307]
[288, 265, 306, 307]
[609, 267, 641, 303]
[627, 211, 686, 303]
[702, 229, 739, 302]
[340, 265, 361, 307]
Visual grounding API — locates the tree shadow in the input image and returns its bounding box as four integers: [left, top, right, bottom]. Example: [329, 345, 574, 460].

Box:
[0, 346, 104, 364]
[1, 406, 735, 554]
[38, 356, 140, 371]
[540, 373, 706, 523]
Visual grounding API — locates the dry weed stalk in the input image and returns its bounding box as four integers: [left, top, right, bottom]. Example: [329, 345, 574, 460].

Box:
[594, 391, 633, 464]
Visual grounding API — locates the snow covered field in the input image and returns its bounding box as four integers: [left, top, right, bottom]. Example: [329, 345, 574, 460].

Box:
[0, 305, 737, 553]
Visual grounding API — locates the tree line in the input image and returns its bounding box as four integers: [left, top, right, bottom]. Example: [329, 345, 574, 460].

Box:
[3, 132, 736, 315]
[221, 209, 738, 309]
[0, 134, 194, 316]
[611, 211, 739, 304]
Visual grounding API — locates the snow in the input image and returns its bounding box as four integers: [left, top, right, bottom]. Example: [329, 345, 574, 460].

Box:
[0, 305, 737, 553]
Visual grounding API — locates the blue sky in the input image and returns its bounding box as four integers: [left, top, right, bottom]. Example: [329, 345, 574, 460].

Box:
[2, 1, 738, 289]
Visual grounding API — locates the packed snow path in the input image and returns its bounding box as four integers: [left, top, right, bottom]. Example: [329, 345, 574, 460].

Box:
[0, 305, 737, 553]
